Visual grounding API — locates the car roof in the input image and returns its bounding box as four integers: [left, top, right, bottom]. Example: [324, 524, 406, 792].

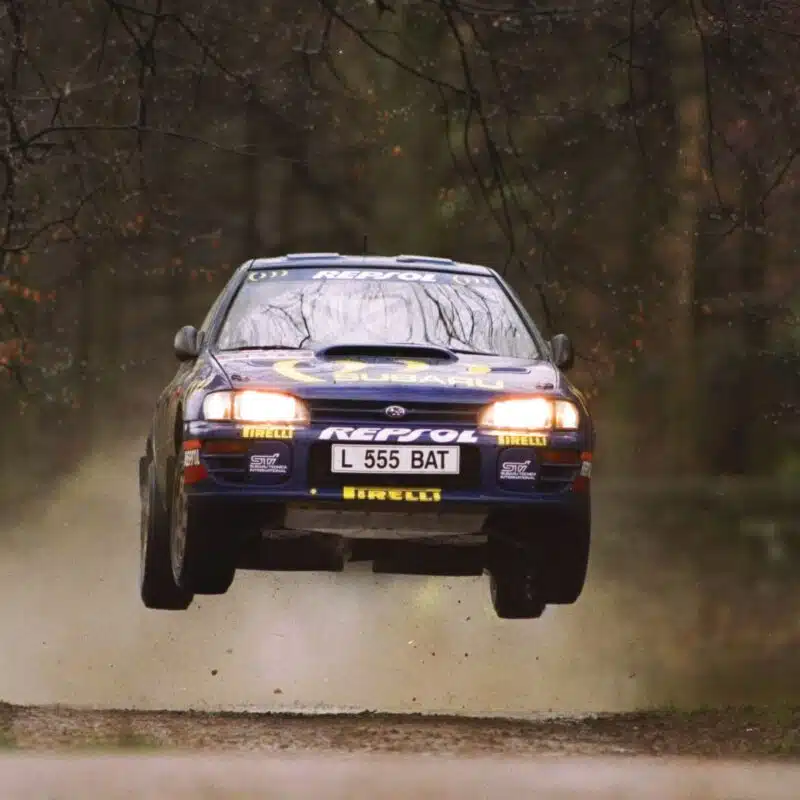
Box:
[245, 253, 495, 277]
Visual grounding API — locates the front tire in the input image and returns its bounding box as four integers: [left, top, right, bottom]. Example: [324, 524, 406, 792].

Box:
[489, 565, 547, 619]
[169, 455, 237, 595]
[536, 507, 591, 604]
[487, 504, 592, 618]
[139, 457, 193, 610]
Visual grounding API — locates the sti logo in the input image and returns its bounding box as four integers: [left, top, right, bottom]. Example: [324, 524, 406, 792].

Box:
[499, 459, 536, 481]
[249, 453, 286, 474]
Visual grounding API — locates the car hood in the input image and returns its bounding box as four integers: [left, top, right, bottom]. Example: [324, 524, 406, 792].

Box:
[212, 349, 563, 400]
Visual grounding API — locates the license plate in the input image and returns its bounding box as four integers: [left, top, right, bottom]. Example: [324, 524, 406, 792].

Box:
[330, 444, 460, 475]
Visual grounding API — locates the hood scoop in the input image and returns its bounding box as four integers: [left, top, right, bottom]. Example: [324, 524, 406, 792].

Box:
[314, 343, 457, 363]
[489, 366, 530, 374]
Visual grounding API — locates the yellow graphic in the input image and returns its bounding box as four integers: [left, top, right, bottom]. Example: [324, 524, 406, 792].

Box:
[240, 425, 295, 439]
[495, 433, 548, 447]
[398, 359, 428, 373]
[332, 360, 368, 377]
[274, 359, 325, 384]
[272, 356, 503, 389]
[342, 486, 442, 502]
[333, 372, 504, 389]
[466, 364, 491, 375]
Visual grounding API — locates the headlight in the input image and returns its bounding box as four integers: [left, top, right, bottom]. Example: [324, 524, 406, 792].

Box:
[479, 397, 580, 431]
[202, 390, 309, 424]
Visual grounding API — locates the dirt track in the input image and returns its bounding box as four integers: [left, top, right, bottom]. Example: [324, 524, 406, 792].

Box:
[2, 703, 799, 757]
[1, 704, 799, 798]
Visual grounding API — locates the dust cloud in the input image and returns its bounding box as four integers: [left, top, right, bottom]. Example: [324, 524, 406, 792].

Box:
[0, 442, 764, 715]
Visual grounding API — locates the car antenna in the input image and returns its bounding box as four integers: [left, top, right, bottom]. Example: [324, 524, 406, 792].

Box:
[362, 234, 368, 254]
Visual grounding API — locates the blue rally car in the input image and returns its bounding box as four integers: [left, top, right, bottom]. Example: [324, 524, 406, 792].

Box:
[139, 253, 594, 619]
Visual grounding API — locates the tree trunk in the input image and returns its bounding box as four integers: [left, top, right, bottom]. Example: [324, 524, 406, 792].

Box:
[276, 104, 309, 253]
[657, 7, 708, 474]
[732, 158, 769, 472]
[242, 88, 263, 259]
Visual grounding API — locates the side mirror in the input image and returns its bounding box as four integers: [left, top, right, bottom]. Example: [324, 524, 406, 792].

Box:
[174, 325, 200, 362]
[551, 333, 574, 371]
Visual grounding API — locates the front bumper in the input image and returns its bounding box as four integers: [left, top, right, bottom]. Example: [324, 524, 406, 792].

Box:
[181, 420, 591, 512]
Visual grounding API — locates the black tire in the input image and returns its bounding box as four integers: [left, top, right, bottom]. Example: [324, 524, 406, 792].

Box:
[535, 507, 591, 604]
[489, 565, 547, 619]
[139, 457, 194, 610]
[487, 504, 591, 615]
[169, 454, 236, 595]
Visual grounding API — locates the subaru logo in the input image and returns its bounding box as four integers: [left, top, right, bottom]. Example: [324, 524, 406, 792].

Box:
[384, 405, 407, 419]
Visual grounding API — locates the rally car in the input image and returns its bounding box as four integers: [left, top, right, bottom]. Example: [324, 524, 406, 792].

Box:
[138, 253, 594, 619]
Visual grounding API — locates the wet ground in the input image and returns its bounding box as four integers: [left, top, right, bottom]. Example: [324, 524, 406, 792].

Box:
[1, 704, 798, 798]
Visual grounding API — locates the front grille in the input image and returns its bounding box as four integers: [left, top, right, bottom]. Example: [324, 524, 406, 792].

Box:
[203, 453, 248, 484]
[536, 463, 580, 492]
[308, 398, 481, 425]
[307, 442, 482, 491]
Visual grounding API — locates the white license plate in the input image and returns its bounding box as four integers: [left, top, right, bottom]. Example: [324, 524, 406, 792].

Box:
[330, 444, 460, 475]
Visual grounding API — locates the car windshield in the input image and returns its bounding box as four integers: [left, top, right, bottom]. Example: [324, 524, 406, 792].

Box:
[215, 267, 541, 359]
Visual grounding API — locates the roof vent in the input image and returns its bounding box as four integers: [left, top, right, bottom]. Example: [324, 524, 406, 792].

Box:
[284, 252, 342, 260]
[395, 254, 455, 265]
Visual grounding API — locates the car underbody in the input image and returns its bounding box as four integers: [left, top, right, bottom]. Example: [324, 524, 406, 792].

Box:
[209, 501, 498, 576]
[141, 448, 591, 620]
[193, 498, 585, 577]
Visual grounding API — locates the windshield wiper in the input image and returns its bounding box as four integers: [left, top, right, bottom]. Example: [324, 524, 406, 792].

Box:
[218, 345, 307, 352]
